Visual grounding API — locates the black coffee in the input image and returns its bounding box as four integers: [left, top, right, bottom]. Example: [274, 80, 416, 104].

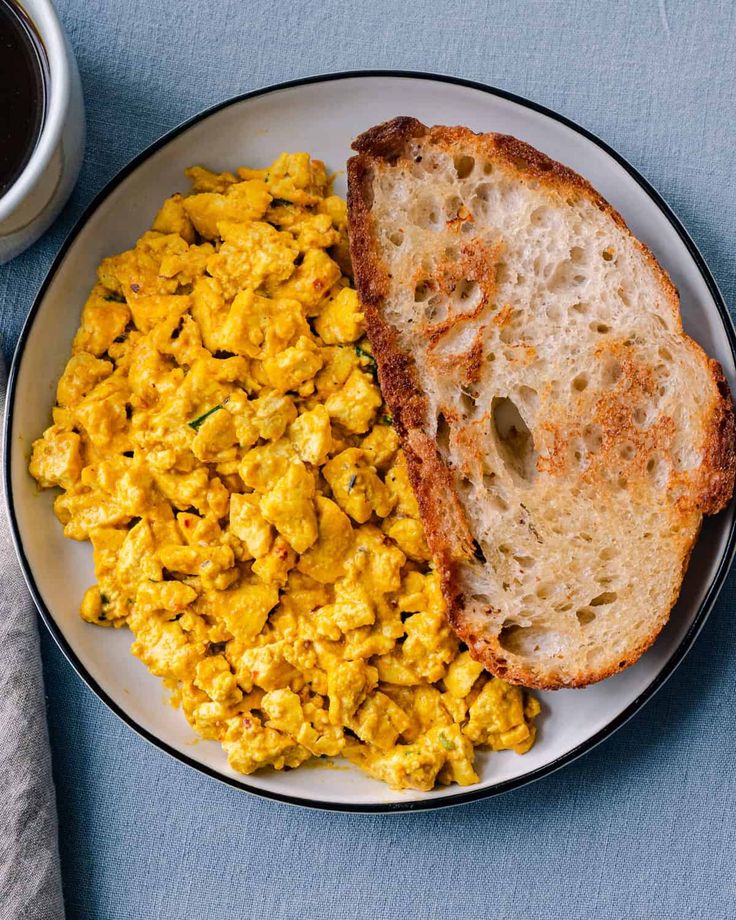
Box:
[0, 0, 46, 196]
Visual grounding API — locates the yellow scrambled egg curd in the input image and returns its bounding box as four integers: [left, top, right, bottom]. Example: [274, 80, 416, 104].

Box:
[29, 153, 539, 792]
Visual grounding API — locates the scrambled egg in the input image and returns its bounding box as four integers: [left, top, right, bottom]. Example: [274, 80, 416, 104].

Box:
[29, 153, 539, 792]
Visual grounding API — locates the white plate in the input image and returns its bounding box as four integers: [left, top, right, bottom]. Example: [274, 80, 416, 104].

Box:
[6, 72, 736, 811]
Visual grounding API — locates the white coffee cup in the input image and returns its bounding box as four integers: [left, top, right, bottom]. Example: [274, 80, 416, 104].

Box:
[0, 0, 85, 263]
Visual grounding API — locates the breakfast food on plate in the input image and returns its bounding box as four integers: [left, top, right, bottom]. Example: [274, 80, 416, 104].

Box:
[347, 117, 735, 690]
[29, 152, 539, 791]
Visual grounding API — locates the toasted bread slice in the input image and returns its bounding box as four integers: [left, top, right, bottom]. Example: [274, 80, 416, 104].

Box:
[347, 117, 735, 689]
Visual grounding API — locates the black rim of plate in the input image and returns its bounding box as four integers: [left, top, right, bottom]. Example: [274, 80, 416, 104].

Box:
[5, 70, 736, 814]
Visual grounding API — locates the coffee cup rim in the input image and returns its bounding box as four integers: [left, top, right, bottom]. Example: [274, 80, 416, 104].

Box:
[0, 0, 72, 221]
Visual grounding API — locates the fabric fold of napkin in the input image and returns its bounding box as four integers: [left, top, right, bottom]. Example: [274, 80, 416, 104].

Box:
[0, 358, 65, 920]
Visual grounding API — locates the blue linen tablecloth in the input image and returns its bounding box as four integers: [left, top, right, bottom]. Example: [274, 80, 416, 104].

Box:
[2, 1, 736, 916]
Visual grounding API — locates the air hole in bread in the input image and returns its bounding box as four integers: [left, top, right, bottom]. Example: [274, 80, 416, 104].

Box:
[470, 183, 492, 217]
[530, 206, 551, 226]
[572, 373, 589, 392]
[576, 608, 596, 625]
[659, 346, 673, 362]
[410, 196, 443, 229]
[592, 322, 611, 334]
[446, 197, 463, 221]
[495, 261, 511, 284]
[590, 591, 617, 606]
[460, 388, 479, 418]
[498, 621, 544, 656]
[646, 453, 668, 487]
[414, 281, 431, 302]
[602, 248, 614, 262]
[436, 412, 451, 454]
[426, 294, 448, 323]
[536, 582, 553, 599]
[499, 322, 519, 345]
[570, 246, 585, 265]
[456, 477, 472, 500]
[517, 385, 539, 415]
[492, 396, 537, 481]
[571, 302, 588, 315]
[513, 554, 536, 570]
[633, 406, 649, 427]
[455, 279, 479, 303]
[583, 424, 603, 453]
[619, 441, 636, 461]
[454, 155, 475, 179]
[388, 231, 403, 247]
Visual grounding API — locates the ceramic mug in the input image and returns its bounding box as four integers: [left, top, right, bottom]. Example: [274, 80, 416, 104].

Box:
[0, 0, 84, 263]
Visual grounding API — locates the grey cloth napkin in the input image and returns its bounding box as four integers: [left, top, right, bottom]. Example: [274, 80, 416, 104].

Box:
[0, 359, 65, 919]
